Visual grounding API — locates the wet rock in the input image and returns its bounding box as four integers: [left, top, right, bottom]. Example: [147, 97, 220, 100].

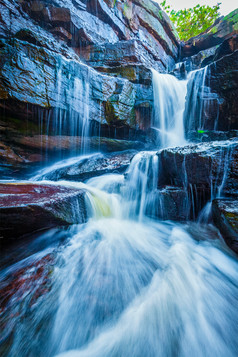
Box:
[158, 139, 238, 196]
[34, 150, 137, 181]
[212, 34, 238, 62]
[212, 199, 238, 253]
[208, 50, 238, 131]
[177, 46, 218, 74]
[0, 183, 87, 244]
[0, 251, 56, 351]
[0, 0, 179, 163]
[184, 50, 238, 135]
[179, 35, 238, 74]
[148, 186, 190, 221]
[187, 130, 238, 143]
[1, 134, 143, 158]
[0, 252, 54, 314]
[79, 41, 164, 74]
[25, 0, 179, 68]
[0, 37, 146, 127]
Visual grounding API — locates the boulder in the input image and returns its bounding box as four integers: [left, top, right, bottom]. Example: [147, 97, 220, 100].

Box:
[159, 140, 238, 195]
[212, 199, 238, 254]
[157, 140, 238, 220]
[0, 251, 56, 352]
[33, 150, 137, 181]
[147, 186, 190, 221]
[0, 183, 87, 244]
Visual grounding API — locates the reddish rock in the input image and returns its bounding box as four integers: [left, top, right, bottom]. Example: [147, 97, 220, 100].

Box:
[0, 252, 55, 349]
[0, 253, 54, 313]
[0, 183, 87, 243]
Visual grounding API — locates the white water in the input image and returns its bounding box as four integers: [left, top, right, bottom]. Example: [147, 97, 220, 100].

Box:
[151, 69, 187, 148]
[32, 153, 102, 181]
[1, 69, 238, 357]
[54, 219, 238, 357]
[2, 163, 238, 357]
[185, 66, 220, 133]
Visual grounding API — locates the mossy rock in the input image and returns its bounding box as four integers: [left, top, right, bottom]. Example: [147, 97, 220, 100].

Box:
[104, 100, 120, 125]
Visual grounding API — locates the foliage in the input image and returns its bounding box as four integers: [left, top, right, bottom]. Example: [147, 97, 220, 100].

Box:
[160, 1, 221, 41]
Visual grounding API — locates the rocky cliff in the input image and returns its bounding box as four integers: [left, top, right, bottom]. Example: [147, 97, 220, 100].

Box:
[0, 0, 180, 166]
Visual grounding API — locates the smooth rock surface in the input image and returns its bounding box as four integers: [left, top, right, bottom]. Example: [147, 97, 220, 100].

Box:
[0, 183, 87, 243]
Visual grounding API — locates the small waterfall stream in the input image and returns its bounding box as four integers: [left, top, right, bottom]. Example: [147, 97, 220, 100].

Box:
[184, 66, 220, 134]
[1, 66, 238, 357]
[151, 69, 187, 147]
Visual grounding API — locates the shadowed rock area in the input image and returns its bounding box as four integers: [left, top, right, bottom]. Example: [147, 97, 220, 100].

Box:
[212, 199, 238, 253]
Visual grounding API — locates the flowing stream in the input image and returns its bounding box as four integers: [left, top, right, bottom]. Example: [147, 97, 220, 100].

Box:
[1, 69, 238, 357]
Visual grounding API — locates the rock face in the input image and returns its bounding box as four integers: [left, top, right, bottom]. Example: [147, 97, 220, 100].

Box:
[212, 199, 238, 253]
[159, 140, 238, 195]
[184, 48, 238, 136]
[175, 13, 238, 138]
[0, 0, 179, 165]
[157, 140, 238, 220]
[0, 183, 87, 243]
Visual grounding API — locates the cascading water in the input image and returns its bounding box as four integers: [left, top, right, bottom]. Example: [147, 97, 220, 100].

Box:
[198, 140, 236, 223]
[151, 69, 188, 148]
[184, 66, 220, 134]
[41, 62, 92, 159]
[1, 162, 238, 357]
[1, 67, 238, 357]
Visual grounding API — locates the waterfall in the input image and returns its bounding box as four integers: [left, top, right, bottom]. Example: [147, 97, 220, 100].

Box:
[121, 151, 159, 220]
[198, 140, 235, 223]
[1, 67, 238, 357]
[3, 161, 238, 357]
[151, 69, 188, 148]
[41, 62, 92, 158]
[184, 66, 220, 135]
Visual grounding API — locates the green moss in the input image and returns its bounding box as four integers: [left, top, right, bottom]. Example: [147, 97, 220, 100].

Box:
[129, 107, 136, 126]
[123, 2, 131, 18]
[119, 67, 136, 81]
[234, 22, 238, 31]
[224, 9, 238, 23]
[3, 117, 39, 134]
[209, 25, 218, 34]
[104, 100, 120, 124]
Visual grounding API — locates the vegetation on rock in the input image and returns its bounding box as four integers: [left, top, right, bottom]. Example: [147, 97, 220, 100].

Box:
[160, 1, 221, 41]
